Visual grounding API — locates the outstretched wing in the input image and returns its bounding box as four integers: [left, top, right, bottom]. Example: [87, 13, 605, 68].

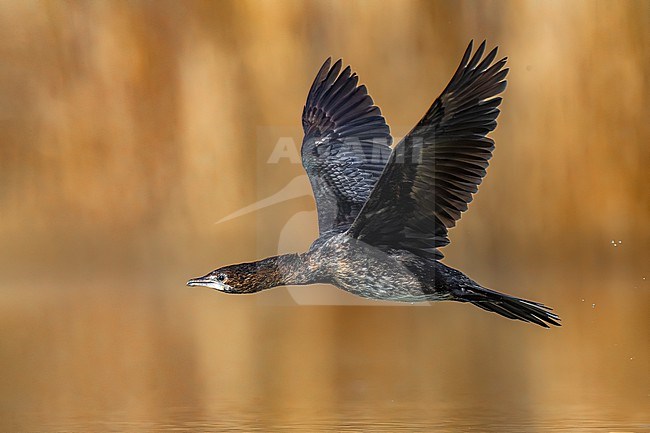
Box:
[301, 58, 392, 236]
[349, 41, 508, 260]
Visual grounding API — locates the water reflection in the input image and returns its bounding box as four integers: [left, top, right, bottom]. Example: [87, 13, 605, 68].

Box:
[12, 402, 650, 432]
[1, 274, 647, 432]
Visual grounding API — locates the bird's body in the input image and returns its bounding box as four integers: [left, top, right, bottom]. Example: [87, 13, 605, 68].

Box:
[188, 41, 561, 328]
[308, 233, 434, 302]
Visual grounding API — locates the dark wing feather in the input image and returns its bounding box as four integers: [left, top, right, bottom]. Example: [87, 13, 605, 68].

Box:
[349, 41, 508, 260]
[301, 58, 392, 236]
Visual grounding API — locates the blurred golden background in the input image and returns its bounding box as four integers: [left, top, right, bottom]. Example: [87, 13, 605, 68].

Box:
[1, 1, 648, 431]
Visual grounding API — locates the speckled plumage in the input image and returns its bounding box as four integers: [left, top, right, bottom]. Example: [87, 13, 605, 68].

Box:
[188, 41, 561, 328]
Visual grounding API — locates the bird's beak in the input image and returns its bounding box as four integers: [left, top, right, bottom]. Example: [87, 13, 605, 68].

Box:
[186, 276, 212, 287]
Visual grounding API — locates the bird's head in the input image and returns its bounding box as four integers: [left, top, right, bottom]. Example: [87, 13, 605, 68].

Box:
[186, 264, 252, 293]
[187, 259, 287, 294]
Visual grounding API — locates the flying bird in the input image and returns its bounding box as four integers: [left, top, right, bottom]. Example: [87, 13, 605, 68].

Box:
[188, 41, 561, 328]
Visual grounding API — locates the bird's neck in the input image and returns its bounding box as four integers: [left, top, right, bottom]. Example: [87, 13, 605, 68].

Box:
[244, 253, 319, 292]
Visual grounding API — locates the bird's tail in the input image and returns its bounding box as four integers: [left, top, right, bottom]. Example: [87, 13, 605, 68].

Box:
[456, 285, 561, 328]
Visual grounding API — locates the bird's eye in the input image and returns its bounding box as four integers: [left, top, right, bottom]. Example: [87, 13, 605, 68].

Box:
[216, 273, 227, 282]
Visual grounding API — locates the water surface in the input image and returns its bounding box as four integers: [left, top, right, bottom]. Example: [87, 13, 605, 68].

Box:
[1, 275, 646, 432]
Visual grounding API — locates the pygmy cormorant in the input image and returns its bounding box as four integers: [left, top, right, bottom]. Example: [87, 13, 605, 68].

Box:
[188, 41, 561, 328]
